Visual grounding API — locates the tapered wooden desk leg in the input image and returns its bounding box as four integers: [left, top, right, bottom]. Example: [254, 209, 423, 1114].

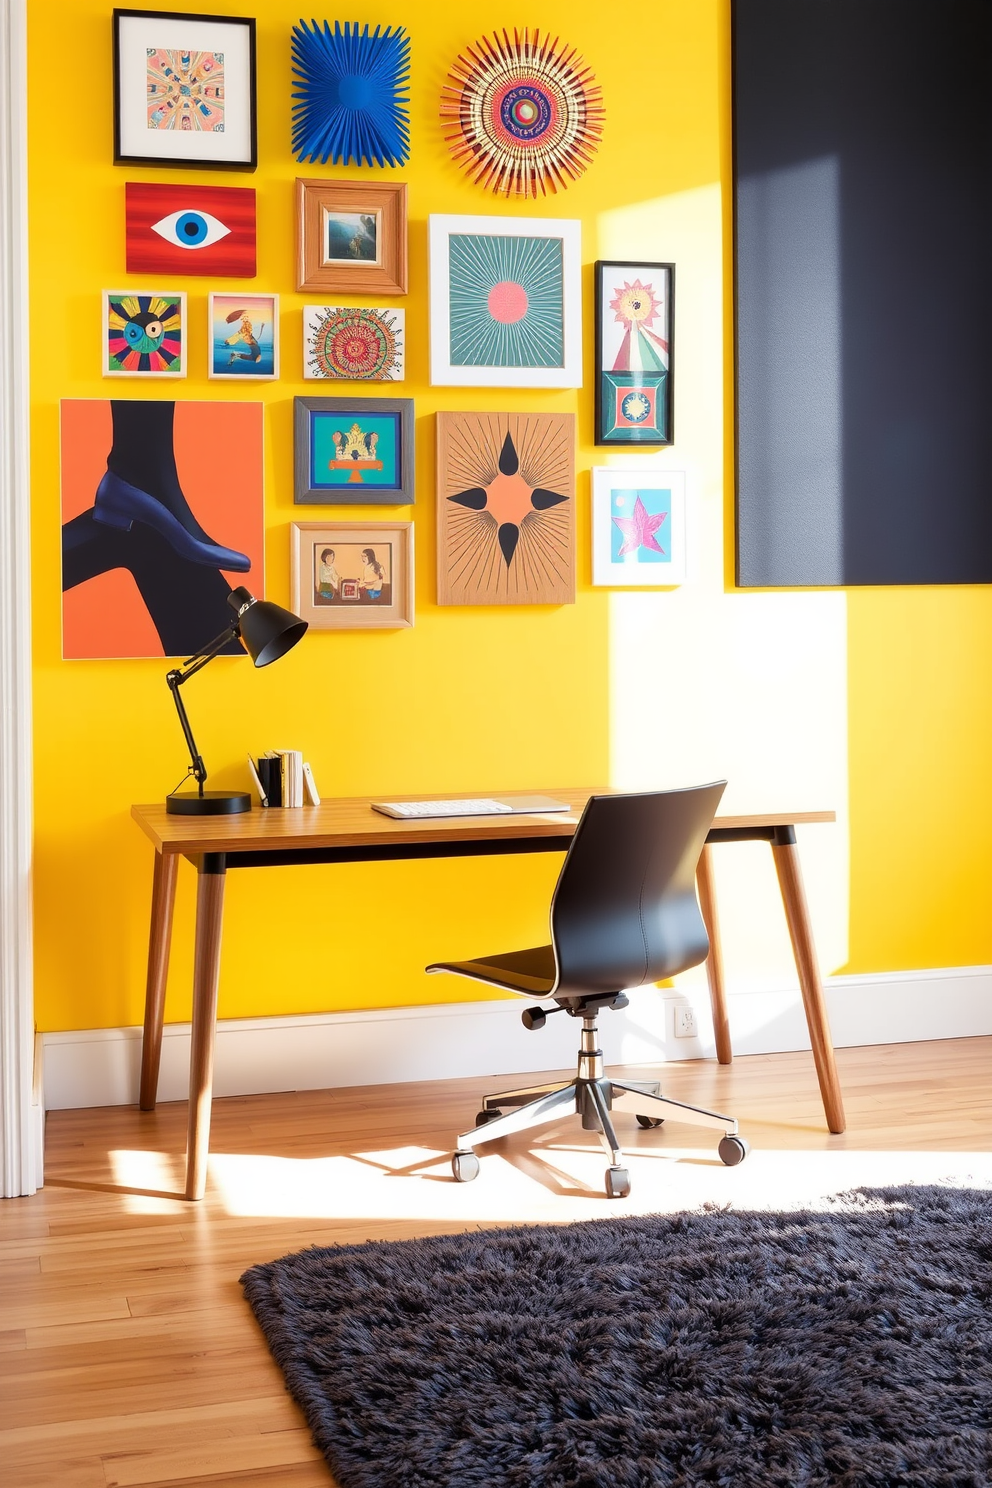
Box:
[696, 845, 732, 1064]
[139, 850, 179, 1112]
[771, 831, 846, 1134]
[184, 856, 227, 1202]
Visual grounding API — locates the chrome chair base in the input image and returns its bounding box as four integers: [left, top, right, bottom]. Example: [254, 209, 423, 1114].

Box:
[451, 1015, 748, 1198]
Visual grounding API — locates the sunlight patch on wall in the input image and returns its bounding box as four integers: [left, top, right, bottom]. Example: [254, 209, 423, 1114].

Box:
[597, 183, 850, 991]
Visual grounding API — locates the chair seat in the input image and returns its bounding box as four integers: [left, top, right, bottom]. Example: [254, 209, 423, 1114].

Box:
[426, 944, 556, 996]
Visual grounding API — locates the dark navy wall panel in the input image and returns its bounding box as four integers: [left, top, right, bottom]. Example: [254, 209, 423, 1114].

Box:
[734, 0, 992, 587]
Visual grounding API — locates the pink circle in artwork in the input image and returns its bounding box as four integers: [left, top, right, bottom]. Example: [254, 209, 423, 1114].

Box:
[487, 280, 529, 323]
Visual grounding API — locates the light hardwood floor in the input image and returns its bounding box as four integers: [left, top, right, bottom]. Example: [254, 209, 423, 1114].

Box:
[2, 1036, 990, 1487]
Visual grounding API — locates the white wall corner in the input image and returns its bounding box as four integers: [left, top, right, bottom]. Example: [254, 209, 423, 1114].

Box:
[0, 0, 38, 1196]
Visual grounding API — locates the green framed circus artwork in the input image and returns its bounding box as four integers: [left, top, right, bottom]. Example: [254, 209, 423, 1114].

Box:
[428, 214, 581, 387]
[595, 261, 674, 445]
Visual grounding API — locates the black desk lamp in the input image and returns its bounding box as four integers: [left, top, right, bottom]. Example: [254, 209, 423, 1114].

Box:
[166, 586, 308, 816]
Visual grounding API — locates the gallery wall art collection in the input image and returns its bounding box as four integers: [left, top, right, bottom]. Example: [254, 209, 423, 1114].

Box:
[63, 9, 684, 657]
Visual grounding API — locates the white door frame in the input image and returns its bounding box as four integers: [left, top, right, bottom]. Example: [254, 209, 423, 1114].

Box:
[0, 0, 40, 1197]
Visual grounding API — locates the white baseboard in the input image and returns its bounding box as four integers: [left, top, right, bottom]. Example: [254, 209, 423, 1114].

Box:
[41, 965, 992, 1112]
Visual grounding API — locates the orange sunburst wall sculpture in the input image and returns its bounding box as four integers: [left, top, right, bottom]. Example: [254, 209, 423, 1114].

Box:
[436, 411, 575, 605]
[440, 30, 604, 198]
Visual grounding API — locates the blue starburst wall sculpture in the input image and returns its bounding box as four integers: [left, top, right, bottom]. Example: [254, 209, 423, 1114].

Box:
[291, 20, 411, 167]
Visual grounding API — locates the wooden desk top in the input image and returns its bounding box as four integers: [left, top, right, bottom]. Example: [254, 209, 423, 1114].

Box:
[132, 791, 835, 856]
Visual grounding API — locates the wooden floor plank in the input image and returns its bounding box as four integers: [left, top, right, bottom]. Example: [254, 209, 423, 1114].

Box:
[1, 1037, 988, 1487]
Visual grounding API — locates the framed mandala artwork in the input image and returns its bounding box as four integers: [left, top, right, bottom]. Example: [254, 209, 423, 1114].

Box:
[429, 215, 581, 387]
[297, 179, 407, 295]
[103, 290, 186, 377]
[595, 261, 674, 445]
[304, 306, 404, 382]
[591, 466, 686, 586]
[113, 10, 257, 170]
[436, 411, 575, 605]
[440, 29, 604, 198]
[294, 396, 415, 505]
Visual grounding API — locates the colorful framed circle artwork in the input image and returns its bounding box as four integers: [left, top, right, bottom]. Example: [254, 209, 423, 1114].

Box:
[297, 179, 407, 294]
[103, 290, 186, 377]
[113, 10, 257, 170]
[304, 306, 404, 381]
[595, 261, 674, 445]
[429, 214, 581, 387]
[291, 20, 410, 168]
[294, 396, 415, 505]
[436, 411, 575, 605]
[208, 294, 278, 380]
[591, 467, 686, 586]
[291, 521, 414, 630]
[125, 182, 256, 276]
[440, 29, 603, 197]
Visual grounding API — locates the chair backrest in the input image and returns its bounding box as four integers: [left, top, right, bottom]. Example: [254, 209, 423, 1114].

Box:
[549, 783, 727, 997]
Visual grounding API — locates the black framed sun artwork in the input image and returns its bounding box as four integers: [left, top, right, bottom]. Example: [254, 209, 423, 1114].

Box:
[436, 411, 575, 605]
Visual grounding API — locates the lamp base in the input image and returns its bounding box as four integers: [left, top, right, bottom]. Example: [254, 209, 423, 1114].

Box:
[166, 790, 252, 816]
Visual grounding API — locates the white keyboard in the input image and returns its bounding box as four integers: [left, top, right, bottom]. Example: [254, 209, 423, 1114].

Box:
[373, 798, 514, 819]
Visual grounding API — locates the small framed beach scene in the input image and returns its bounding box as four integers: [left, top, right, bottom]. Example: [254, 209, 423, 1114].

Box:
[208, 293, 279, 379]
[591, 466, 686, 586]
[291, 520, 414, 629]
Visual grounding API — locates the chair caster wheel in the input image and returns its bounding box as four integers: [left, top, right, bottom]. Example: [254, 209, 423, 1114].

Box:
[636, 1115, 664, 1129]
[718, 1135, 750, 1167]
[606, 1166, 631, 1199]
[452, 1150, 480, 1183]
[475, 1108, 503, 1126]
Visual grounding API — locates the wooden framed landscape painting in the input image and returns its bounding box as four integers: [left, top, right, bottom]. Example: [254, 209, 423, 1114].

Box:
[296, 179, 408, 294]
[436, 411, 575, 605]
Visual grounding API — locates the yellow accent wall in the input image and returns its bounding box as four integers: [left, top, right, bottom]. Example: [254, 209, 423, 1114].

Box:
[28, 0, 992, 1036]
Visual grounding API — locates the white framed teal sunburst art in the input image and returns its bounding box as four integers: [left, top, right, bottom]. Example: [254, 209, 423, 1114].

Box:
[428, 214, 581, 387]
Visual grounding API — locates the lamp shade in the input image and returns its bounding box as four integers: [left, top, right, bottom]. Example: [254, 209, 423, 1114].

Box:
[228, 587, 308, 668]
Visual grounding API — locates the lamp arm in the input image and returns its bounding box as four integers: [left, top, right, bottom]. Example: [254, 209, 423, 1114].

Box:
[166, 670, 208, 792]
[176, 621, 242, 682]
[165, 620, 241, 795]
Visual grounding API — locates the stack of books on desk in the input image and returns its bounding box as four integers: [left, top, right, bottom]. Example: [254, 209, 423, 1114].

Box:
[249, 751, 319, 807]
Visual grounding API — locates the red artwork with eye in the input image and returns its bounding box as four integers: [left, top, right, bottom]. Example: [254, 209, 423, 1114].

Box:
[125, 183, 257, 277]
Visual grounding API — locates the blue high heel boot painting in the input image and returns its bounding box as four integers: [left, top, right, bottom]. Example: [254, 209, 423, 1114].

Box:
[92, 401, 250, 570]
[62, 399, 260, 659]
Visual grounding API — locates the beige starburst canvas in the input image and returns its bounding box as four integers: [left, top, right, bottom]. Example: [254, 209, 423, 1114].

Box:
[436, 411, 575, 606]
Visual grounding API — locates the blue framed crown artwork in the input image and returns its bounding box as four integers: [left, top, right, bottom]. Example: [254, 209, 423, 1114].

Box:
[595, 261, 674, 445]
[294, 396, 415, 505]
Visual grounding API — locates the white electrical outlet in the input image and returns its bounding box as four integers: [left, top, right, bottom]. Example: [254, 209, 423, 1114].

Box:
[674, 1004, 698, 1039]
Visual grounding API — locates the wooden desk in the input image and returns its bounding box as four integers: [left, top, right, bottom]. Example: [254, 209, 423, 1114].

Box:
[131, 791, 843, 1199]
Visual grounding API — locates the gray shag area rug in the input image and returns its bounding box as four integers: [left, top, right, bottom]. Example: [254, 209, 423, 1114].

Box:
[240, 1186, 992, 1487]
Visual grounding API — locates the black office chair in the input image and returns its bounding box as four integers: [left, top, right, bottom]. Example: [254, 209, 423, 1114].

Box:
[426, 784, 749, 1198]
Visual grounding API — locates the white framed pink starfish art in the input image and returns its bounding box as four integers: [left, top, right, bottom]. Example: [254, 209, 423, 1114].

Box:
[591, 466, 686, 586]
